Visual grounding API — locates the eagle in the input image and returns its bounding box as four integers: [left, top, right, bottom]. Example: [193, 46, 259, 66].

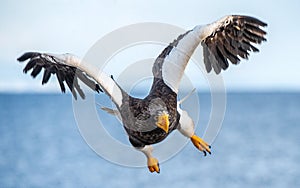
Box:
[17, 15, 267, 173]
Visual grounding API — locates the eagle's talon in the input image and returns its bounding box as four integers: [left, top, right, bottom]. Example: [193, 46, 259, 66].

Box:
[147, 157, 160, 173]
[191, 134, 211, 155]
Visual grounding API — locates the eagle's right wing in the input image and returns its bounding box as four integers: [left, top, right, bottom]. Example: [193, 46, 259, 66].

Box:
[17, 52, 124, 107]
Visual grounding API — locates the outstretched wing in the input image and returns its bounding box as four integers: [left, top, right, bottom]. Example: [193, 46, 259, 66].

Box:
[17, 52, 124, 107]
[152, 15, 267, 93]
[201, 15, 267, 74]
[17, 52, 101, 99]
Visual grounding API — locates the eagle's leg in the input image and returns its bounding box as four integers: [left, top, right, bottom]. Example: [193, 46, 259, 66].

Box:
[138, 145, 160, 173]
[177, 109, 211, 156]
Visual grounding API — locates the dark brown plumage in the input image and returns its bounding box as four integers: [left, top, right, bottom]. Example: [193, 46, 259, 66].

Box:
[120, 78, 179, 147]
[201, 15, 267, 74]
[17, 52, 102, 99]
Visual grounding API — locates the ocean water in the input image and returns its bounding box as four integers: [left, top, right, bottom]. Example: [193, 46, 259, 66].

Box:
[0, 92, 299, 188]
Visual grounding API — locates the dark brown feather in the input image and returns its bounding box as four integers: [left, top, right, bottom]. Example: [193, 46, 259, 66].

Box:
[201, 15, 267, 74]
[31, 65, 42, 78]
[23, 59, 37, 73]
[42, 68, 52, 84]
[17, 52, 40, 62]
[55, 69, 66, 93]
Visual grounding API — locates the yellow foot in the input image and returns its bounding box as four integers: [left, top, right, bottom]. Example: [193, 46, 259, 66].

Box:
[147, 157, 160, 173]
[191, 134, 211, 156]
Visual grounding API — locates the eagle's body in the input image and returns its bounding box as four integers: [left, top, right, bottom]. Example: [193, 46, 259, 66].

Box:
[17, 15, 267, 173]
[121, 78, 179, 147]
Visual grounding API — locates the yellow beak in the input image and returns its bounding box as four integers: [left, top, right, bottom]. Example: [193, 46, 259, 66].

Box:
[156, 113, 169, 133]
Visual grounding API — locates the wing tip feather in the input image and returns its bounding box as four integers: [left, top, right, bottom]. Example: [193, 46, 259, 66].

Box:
[17, 52, 40, 62]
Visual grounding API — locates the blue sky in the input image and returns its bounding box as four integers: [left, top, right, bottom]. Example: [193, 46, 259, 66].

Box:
[1, 0, 299, 92]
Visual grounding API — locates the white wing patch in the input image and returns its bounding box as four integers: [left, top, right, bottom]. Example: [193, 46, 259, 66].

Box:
[161, 26, 203, 93]
[63, 54, 124, 107]
[96, 72, 123, 107]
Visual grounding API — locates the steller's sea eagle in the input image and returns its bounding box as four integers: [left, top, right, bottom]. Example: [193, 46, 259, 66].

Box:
[17, 15, 267, 173]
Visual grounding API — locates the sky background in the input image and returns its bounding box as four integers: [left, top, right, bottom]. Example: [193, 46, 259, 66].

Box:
[1, 0, 299, 92]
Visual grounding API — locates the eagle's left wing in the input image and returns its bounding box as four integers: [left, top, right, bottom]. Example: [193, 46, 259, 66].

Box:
[152, 15, 267, 93]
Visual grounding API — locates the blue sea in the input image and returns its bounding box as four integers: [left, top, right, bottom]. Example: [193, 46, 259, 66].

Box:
[0, 92, 299, 188]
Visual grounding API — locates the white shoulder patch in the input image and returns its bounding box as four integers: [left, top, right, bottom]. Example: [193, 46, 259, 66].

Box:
[161, 26, 203, 93]
[56, 53, 124, 107]
[177, 105, 195, 138]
